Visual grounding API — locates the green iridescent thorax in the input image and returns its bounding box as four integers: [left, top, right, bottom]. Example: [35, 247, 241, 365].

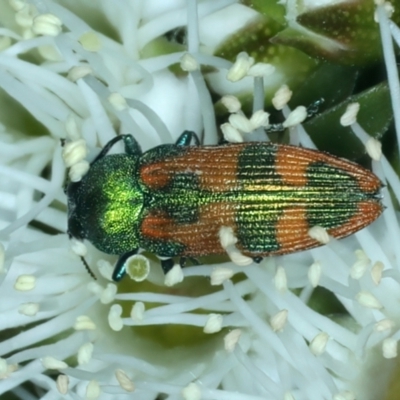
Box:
[76, 154, 144, 254]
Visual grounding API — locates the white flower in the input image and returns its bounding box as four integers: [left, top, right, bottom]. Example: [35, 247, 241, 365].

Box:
[0, 1, 399, 400]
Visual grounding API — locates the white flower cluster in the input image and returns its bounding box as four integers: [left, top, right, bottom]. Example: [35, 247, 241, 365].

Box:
[0, 1, 399, 400]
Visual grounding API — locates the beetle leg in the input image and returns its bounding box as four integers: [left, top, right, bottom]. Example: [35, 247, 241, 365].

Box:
[92, 134, 142, 165]
[265, 98, 325, 134]
[179, 256, 200, 268]
[306, 98, 324, 118]
[175, 130, 200, 146]
[179, 256, 187, 268]
[188, 257, 200, 265]
[112, 248, 139, 282]
[160, 258, 174, 274]
[92, 135, 126, 164]
[122, 134, 142, 156]
[266, 122, 285, 133]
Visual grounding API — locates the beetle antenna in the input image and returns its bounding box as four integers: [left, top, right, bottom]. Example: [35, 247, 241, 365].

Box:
[80, 256, 97, 280]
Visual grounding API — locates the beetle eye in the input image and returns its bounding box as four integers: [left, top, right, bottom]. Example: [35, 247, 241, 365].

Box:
[67, 216, 85, 241]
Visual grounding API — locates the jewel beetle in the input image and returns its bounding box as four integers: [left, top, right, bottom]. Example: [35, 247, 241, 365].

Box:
[66, 131, 383, 281]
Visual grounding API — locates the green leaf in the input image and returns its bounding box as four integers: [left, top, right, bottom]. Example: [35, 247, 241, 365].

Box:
[272, 0, 385, 65]
[303, 81, 392, 159]
[290, 63, 359, 110]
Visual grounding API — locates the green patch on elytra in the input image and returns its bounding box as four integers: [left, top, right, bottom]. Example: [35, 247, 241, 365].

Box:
[235, 143, 282, 253]
[306, 202, 358, 231]
[236, 204, 281, 253]
[150, 170, 203, 225]
[170, 205, 199, 225]
[305, 161, 360, 229]
[171, 171, 200, 188]
[237, 142, 281, 185]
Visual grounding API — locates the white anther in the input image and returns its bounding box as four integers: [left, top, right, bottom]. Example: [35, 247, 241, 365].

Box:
[180, 53, 199, 72]
[272, 85, 292, 110]
[226, 52, 254, 82]
[308, 226, 330, 244]
[108, 304, 123, 331]
[77, 342, 93, 365]
[56, 374, 69, 394]
[309, 332, 329, 356]
[219, 226, 237, 248]
[70, 239, 87, 257]
[97, 259, 113, 281]
[365, 137, 382, 161]
[282, 106, 307, 128]
[350, 258, 370, 279]
[227, 249, 253, 266]
[340, 103, 359, 126]
[211, 267, 234, 285]
[86, 380, 101, 399]
[229, 113, 254, 133]
[308, 261, 322, 287]
[14, 275, 36, 291]
[69, 160, 90, 182]
[108, 92, 128, 111]
[130, 302, 145, 321]
[32, 13, 62, 36]
[220, 123, 243, 143]
[224, 329, 241, 352]
[374, 318, 395, 332]
[371, 261, 384, 285]
[100, 283, 117, 304]
[164, 264, 184, 286]
[270, 309, 288, 332]
[115, 369, 135, 392]
[182, 382, 201, 400]
[203, 313, 223, 333]
[0, 358, 17, 379]
[42, 356, 68, 370]
[9, 0, 26, 11]
[247, 62, 275, 77]
[74, 315, 96, 330]
[250, 110, 270, 129]
[15, 4, 36, 28]
[18, 302, 39, 316]
[274, 266, 287, 292]
[79, 31, 101, 52]
[356, 291, 383, 309]
[68, 65, 93, 82]
[374, 2, 394, 21]
[221, 95, 241, 113]
[383, 337, 397, 358]
[62, 139, 87, 167]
